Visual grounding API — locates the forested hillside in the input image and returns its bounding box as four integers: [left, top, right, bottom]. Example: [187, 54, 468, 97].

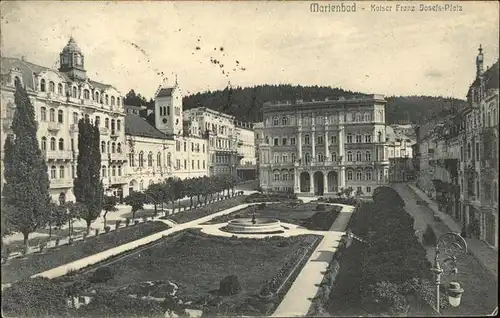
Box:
[124, 85, 468, 125]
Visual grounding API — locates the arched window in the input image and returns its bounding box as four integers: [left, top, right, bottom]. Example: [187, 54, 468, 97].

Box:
[356, 151, 362, 161]
[364, 112, 371, 122]
[331, 152, 337, 162]
[49, 108, 55, 122]
[282, 171, 288, 181]
[273, 117, 279, 126]
[140, 180, 144, 190]
[112, 166, 116, 176]
[95, 116, 100, 126]
[347, 151, 353, 162]
[117, 97, 121, 106]
[281, 116, 287, 126]
[84, 89, 90, 99]
[41, 107, 47, 121]
[318, 153, 324, 162]
[365, 169, 372, 181]
[40, 79, 46, 92]
[41, 137, 47, 151]
[72, 86, 77, 98]
[14, 76, 20, 86]
[467, 142, 471, 160]
[50, 166, 57, 179]
[58, 110, 64, 123]
[59, 166, 65, 178]
[102, 165, 107, 177]
[58, 138, 64, 150]
[129, 151, 135, 167]
[105, 95, 109, 105]
[356, 169, 363, 181]
[167, 153, 172, 166]
[106, 141, 110, 153]
[356, 134, 362, 143]
[365, 150, 371, 161]
[111, 119, 115, 132]
[305, 152, 311, 164]
[111, 96, 115, 106]
[117, 120, 121, 131]
[117, 143, 122, 153]
[111, 142, 116, 153]
[304, 134, 310, 145]
[139, 151, 144, 167]
[148, 152, 153, 166]
[101, 141, 106, 153]
[347, 169, 353, 181]
[73, 112, 79, 124]
[157, 152, 161, 167]
[57, 83, 63, 95]
[347, 133, 353, 143]
[50, 137, 56, 151]
[49, 81, 55, 92]
[118, 166, 122, 176]
[105, 118, 109, 128]
[95, 91, 100, 102]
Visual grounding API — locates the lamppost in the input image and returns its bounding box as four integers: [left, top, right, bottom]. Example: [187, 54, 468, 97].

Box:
[430, 232, 467, 314]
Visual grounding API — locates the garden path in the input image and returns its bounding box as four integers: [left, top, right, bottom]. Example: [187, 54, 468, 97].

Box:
[272, 203, 355, 317]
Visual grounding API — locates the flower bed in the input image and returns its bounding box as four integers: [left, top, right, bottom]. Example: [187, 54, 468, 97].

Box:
[1, 221, 171, 284]
[161, 195, 248, 224]
[244, 192, 300, 203]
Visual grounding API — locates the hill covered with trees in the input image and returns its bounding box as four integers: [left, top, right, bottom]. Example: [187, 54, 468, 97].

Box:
[123, 85, 468, 125]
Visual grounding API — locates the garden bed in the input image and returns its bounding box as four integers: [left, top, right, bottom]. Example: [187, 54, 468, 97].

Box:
[59, 229, 321, 316]
[1, 221, 171, 284]
[244, 192, 300, 203]
[160, 195, 248, 224]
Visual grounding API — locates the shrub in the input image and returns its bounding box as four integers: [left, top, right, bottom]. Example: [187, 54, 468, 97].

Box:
[422, 225, 437, 246]
[316, 204, 326, 211]
[318, 197, 325, 201]
[88, 266, 114, 283]
[104, 226, 111, 233]
[134, 220, 140, 225]
[219, 275, 241, 296]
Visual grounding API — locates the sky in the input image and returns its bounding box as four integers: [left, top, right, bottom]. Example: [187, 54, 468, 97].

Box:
[1, 1, 498, 100]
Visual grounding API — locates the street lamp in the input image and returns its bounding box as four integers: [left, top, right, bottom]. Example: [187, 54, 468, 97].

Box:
[430, 232, 467, 314]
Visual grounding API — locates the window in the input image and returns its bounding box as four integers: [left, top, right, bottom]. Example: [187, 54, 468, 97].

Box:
[274, 138, 279, 146]
[95, 91, 100, 102]
[365, 134, 372, 143]
[282, 154, 288, 162]
[273, 117, 279, 126]
[49, 108, 55, 122]
[467, 142, 471, 160]
[274, 172, 280, 181]
[281, 116, 287, 126]
[84, 89, 90, 99]
[148, 152, 153, 166]
[50, 166, 56, 179]
[117, 120, 121, 131]
[281, 137, 287, 146]
[366, 186, 371, 193]
[475, 142, 480, 161]
[192, 160, 195, 169]
[118, 166, 122, 176]
[58, 83, 63, 95]
[57, 110, 64, 123]
[139, 151, 144, 167]
[50, 137, 56, 151]
[331, 135, 337, 144]
[304, 134, 310, 145]
[40, 79, 46, 92]
[202, 144, 205, 153]
[365, 150, 371, 161]
[318, 153, 324, 162]
[305, 152, 311, 164]
[129, 152, 135, 167]
[41, 107, 47, 121]
[356, 134, 362, 143]
[73, 112, 78, 124]
[184, 142, 187, 152]
[274, 154, 280, 164]
[331, 152, 337, 162]
[197, 160, 200, 169]
[111, 96, 115, 106]
[356, 151, 362, 161]
[184, 160, 187, 169]
[101, 141, 106, 153]
[59, 166, 65, 178]
[111, 143, 116, 153]
[290, 137, 296, 145]
[283, 173, 288, 181]
[107, 141, 110, 153]
[49, 81, 55, 92]
[460, 146, 464, 161]
[203, 160, 205, 169]
[58, 138, 64, 150]
[356, 113, 362, 122]
[365, 169, 372, 181]
[317, 135, 324, 145]
[105, 95, 109, 105]
[157, 152, 161, 167]
[41, 137, 47, 150]
[347, 169, 353, 181]
[364, 113, 371, 122]
[167, 153, 171, 166]
[356, 170, 362, 181]
[291, 153, 296, 163]
[347, 133, 353, 143]
[117, 97, 121, 106]
[72, 86, 77, 98]
[112, 166, 116, 176]
[347, 151, 353, 162]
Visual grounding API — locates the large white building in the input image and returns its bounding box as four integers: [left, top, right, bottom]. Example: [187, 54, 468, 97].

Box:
[259, 95, 390, 196]
[1, 37, 127, 203]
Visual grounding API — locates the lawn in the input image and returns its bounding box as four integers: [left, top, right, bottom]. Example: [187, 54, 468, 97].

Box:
[5, 226, 88, 252]
[1, 221, 170, 284]
[162, 195, 248, 224]
[73, 229, 321, 316]
[204, 202, 342, 230]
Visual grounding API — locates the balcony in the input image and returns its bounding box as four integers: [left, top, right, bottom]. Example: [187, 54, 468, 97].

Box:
[110, 130, 120, 138]
[107, 176, 128, 185]
[108, 152, 127, 162]
[99, 127, 110, 135]
[47, 122, 62, 132]
[44, 150, 73, 161]
[69, 124, 78, 133]
[50, 178, 73, 188]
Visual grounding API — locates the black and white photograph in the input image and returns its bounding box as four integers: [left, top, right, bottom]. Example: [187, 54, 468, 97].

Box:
[0, 1, 498, 317]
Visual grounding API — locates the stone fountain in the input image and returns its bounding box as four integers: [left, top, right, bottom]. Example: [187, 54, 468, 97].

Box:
[226, 211, 283, 234]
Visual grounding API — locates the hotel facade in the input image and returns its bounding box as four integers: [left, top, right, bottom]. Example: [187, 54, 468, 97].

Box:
[258, 95, 390, 196]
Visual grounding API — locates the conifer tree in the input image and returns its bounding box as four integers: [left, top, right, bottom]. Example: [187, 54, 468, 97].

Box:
[73, 117, 103, 233]
[2, 83, 51, 251]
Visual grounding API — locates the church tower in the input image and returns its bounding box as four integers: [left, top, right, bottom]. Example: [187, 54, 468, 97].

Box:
[59, 37, 87, 81]
[154, 78, 184, 136]
[476, 44, 484, 78]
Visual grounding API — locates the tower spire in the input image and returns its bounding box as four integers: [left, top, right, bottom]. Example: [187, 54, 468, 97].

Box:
[476, 44, 484, 78]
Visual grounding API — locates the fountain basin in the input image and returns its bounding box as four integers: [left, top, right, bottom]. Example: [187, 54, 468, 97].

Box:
[226, 218, 283, 234]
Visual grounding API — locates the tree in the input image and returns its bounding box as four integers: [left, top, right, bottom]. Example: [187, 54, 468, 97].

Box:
[47, 202, 68, 240]
[183, 178, 195, 208]
[145, 182, 166, 215]
[124, 191, 147, 220]
[173, 178, 185, 210]
[163, 177, 176, 213]
[64, 201, 85, 242]
[102, 195, 118, 230]
[73, 117, 103, 234]
[1, 83, 51, 252]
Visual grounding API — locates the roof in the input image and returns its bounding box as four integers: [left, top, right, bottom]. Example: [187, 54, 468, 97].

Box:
[468, 60, 499, 96]
[125, 114, 173, 140]
[156, 87, 174, 97]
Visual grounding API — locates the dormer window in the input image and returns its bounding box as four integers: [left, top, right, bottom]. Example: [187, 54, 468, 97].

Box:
[57, 83, 63, 95]
[111, 96, 115, 106]
[72, 86, 77, 98]
[49, 81, 55, 92]
[40, 79, 46, 92]
[84, 89, 90, 99]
